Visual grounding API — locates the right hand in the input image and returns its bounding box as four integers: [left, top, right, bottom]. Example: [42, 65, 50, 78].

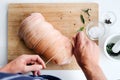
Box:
[73, 32, 100, 67]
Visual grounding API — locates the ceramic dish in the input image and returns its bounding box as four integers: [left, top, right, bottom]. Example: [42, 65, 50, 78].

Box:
[104, 34, 120, 61]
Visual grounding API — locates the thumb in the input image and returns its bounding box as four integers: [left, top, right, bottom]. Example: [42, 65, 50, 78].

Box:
[24, 65, 43, 73]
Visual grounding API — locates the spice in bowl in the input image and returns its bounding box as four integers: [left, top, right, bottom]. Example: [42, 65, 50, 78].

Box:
[106, 43, 120, 56]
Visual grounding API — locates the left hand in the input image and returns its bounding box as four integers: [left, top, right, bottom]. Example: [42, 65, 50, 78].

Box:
[0, 55, 46, 76]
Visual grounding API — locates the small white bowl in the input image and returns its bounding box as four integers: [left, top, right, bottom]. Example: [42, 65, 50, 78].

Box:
[104, 34, 120, 61]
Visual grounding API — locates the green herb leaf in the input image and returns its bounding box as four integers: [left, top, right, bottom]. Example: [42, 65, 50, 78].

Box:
[106, 43, 120, 56]
[77, 27, 84, 32]
[82, 8, 91, 16]
[80, 15, 85, 24]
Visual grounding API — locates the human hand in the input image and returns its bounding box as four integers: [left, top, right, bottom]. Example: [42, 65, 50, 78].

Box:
[73, 32, 100, 68]
[0, 55, 46, 76]
[73, 32, 106, 80]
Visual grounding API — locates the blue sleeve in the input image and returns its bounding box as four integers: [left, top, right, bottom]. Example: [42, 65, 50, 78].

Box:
[0, 72, 34, 80]
[0, 72, 61, 80]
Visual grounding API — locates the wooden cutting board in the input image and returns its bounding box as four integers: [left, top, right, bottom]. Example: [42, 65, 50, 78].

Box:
[8, 3, 98, 70]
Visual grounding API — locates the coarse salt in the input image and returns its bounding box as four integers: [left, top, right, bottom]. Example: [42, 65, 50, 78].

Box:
[88, 26, 101, 39]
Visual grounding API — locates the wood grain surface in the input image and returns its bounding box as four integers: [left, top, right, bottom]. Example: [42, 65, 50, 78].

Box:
[8, 3, 98, 70]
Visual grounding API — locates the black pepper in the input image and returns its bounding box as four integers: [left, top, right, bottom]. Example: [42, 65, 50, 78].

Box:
[105, 19, 112, 24]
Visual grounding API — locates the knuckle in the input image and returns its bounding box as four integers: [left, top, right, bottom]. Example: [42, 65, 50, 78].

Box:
[86, 40, 92, 45]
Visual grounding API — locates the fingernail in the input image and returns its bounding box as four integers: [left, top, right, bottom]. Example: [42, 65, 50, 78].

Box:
[44, 65, 46, 68]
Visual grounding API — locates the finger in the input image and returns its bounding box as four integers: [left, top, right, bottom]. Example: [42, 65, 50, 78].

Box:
[32, 70, 40, 76]
[77, 32, 85, 42]
[35, 71, 37, 76]
[72, 34, 77, 45]
[34, 56, 46, 69]
[75, 32, 91, 51]
[24, 55, 46, 68]
[32, 71, 35, 76]
[75, 32, 85, 47]
[73, 32, 82, 53]
[79, 32, 90, 40]
[31, 55, 46, 69]
[74, 32, 79, 47]
[37, 70, 41, 76]
[25, 65, 42, 73]
[26, 55, 41, 61]
[23, 55, 39, 63]
[71, 37, 75, 46]
[32, 71, 37, 76]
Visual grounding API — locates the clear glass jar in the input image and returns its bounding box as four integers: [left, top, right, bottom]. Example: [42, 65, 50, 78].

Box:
[86, 21, 105, 40]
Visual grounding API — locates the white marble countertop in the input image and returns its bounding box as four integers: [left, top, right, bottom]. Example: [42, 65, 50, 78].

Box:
[0, 0, 120, 80]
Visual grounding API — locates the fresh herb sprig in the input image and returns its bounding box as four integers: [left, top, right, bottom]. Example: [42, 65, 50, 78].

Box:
[77, 8, 91, 32]
[78, 15, 85, 32]
[80, 15, 85, 24]
[82, 8, 91, 16]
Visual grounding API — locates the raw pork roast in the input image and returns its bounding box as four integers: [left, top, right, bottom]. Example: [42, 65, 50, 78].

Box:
[18, 13, 73, 65]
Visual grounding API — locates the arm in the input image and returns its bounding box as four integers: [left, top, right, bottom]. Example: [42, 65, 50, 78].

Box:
[73, 32, 106, 80]
[81, 62, 106, 80]
[0, 55, 46, 76]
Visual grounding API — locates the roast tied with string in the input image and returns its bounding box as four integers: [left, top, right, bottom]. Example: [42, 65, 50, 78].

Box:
[18, 13, 73, 65]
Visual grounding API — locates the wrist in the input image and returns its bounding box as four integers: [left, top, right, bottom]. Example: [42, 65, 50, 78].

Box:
[77, 59, 98, 69]
[80, 61, 99, 72]
[0, 65, 12, 73]
[80, 62, 106, 80]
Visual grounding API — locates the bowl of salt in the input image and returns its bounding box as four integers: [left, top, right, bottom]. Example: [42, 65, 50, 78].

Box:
[86, 21, 105, 40]
[104, 34, 120, 61]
